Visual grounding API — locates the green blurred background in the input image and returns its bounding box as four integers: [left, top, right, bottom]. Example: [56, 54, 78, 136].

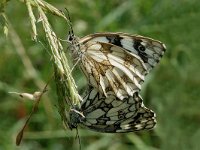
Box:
[0, 0, 200, 149]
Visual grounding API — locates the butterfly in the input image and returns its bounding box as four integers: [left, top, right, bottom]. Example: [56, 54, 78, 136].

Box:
[67, 86, 156, 132]
[68, 32, 166, 100]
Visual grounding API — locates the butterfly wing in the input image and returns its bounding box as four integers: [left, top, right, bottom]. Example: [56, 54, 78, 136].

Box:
[79, 33, 166, 100]
[79, 87, 156, 133]
[80, 32, 166, 71]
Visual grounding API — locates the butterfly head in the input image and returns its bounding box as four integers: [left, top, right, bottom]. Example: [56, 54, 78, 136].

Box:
[67, 30, 75, 42]
[67, 107, 85, 130]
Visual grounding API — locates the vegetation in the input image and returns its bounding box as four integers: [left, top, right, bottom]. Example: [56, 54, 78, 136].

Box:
[0, 0, 200, 149]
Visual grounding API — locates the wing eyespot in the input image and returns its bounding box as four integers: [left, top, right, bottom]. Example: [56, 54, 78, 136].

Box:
[118, 114, 125, 119]
[138, 45, 146, 52]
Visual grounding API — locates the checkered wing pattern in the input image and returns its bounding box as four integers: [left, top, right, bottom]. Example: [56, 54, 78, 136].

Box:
[68, 87, 156, 132]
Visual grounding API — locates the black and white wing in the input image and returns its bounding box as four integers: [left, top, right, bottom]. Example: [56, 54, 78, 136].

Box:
[78, 33, 166, 100]
[69, 87, 156, 132]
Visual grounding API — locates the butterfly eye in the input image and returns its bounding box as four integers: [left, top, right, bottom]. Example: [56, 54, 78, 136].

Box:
[68, 34, 73, 42]
[68, 30, 75, 42]
[68, 36, 73, 41]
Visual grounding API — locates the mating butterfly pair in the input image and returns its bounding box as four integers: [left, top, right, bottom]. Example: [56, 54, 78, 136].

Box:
[67, 32, 166, 132]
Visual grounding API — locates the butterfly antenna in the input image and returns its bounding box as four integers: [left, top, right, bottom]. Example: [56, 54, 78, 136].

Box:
[65, 8, 74, 37]
[75, 128, 82, 150]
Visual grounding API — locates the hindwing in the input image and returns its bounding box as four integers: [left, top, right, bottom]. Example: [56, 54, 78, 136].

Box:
[68, 87, 156, 132]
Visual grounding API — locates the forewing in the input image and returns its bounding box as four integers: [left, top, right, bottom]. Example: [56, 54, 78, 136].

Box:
[80, 87, 156, 132]
[80, 32, 166, 72]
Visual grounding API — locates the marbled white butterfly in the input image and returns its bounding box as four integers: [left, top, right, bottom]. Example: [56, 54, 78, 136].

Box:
[67, 86, 156, 132]
[68, 32, 166, 100]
